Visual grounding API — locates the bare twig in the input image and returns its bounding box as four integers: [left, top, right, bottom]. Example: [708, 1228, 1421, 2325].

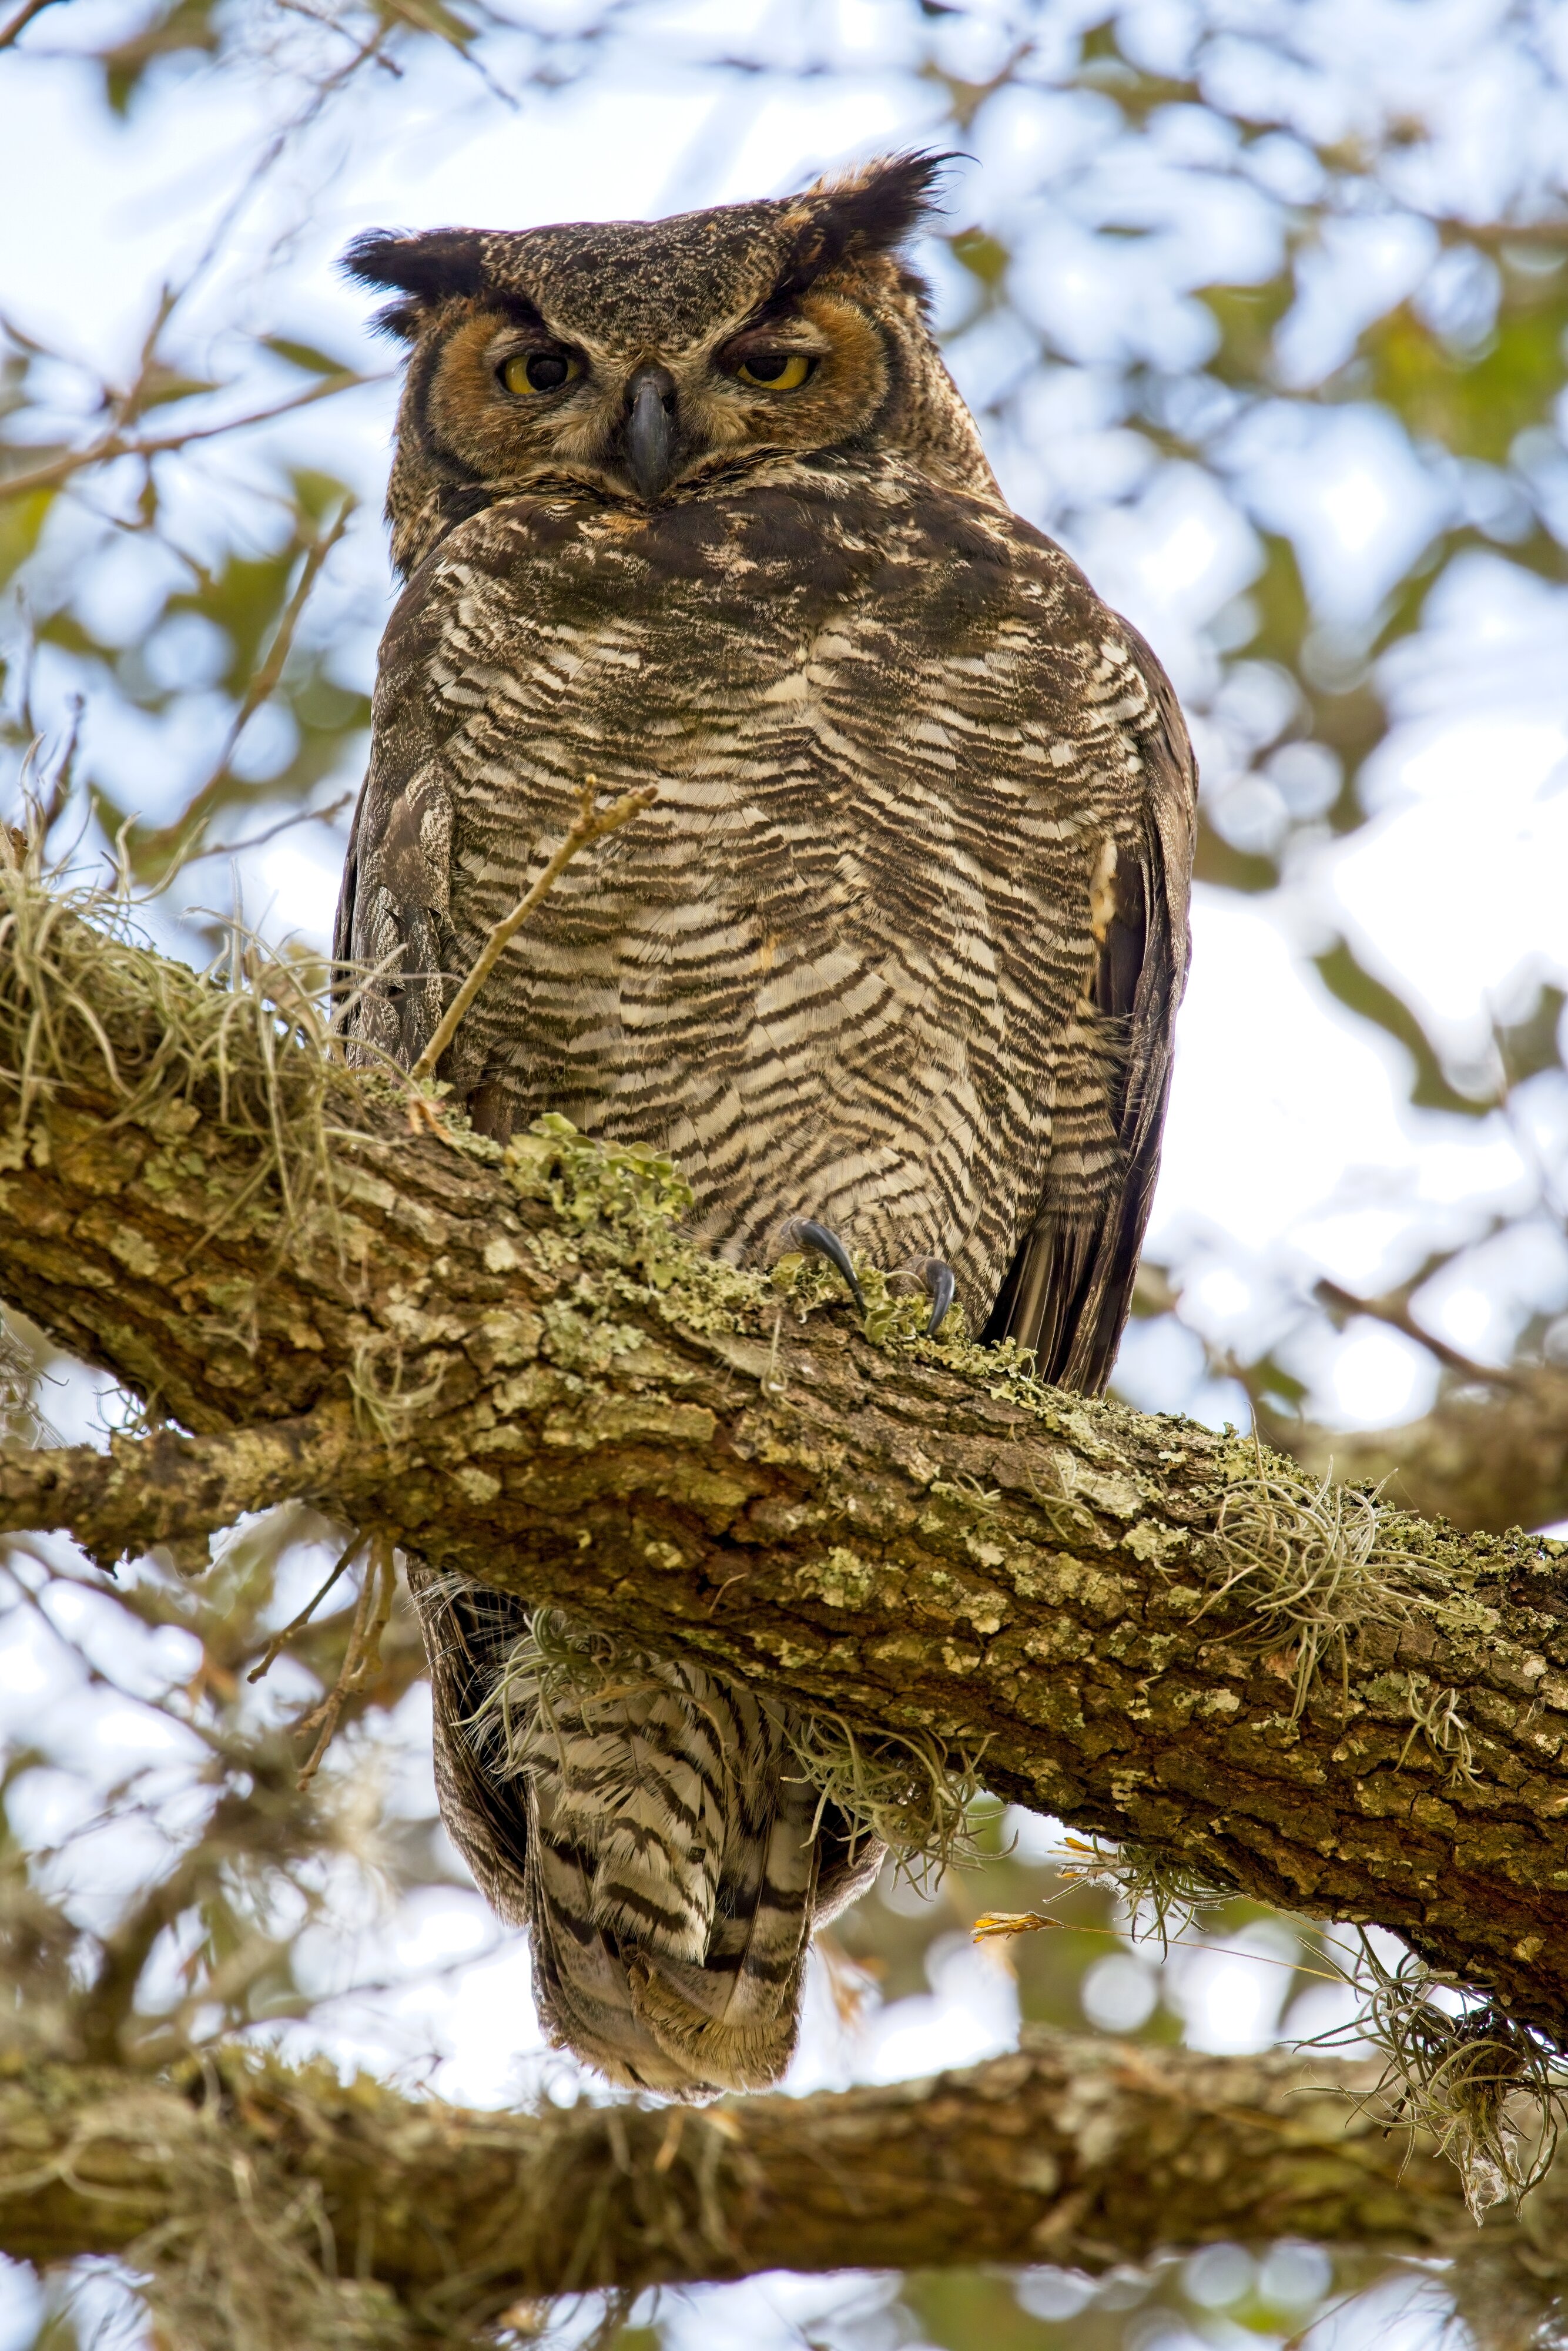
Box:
[0, 0, 63, 49]
[409, 775, 658, 1083]
[294, 1531, 396, 1786]
[0, 373, 370, 502]
[971, 1908, 1349, 1986]
[179, 789, 355, 868]
[247, 1528, 366, 1687]
[135, 503, 357, 868]
[1315, 1278, 1526, 1391]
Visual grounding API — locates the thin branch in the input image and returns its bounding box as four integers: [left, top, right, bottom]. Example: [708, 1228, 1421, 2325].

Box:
[1315, 1277, 1527, 1390]
[293, 1529, 395, 1784]
[135, 503, 357, 867]
[0, 1411, 358, 1569]
[247, 1526, 366, 1687]
[0, 372, 373, 502]
[410, 776, 658, 1082]
[0, 0, 63, 49]
[178, 788, 355, 867]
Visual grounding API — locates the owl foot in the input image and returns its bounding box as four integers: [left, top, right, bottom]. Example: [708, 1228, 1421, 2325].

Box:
[774, 1217, 866, 1315]
[891, 1255, 957, 1338]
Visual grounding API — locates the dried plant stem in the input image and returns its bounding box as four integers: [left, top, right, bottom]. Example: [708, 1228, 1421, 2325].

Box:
[247, 1528, 365, 1687]
[409, 777, 657, 1084]
[294, 1532, 396, 1787]
[140, 504, 357, 869]
[970, 1909, 1349, 1987]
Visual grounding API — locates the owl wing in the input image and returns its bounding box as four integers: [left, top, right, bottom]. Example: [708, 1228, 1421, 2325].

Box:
[333, 567, 458, 1073]
[404, 1566, 533, 1925]
[980, 622, 1197, 1395]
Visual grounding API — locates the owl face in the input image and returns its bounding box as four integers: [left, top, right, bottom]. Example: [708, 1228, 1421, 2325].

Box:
[346, 154, 997, 575]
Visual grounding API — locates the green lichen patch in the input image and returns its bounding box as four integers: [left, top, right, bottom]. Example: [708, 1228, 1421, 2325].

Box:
[498, 1114, 1094, 1434]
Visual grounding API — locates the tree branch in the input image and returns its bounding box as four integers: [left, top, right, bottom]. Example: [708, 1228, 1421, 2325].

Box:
[4, 876, 1568, 2045]
[1268, 1371, 1568, 1539]
[0, 2035, 1496, 2318]
[0, 371, 368, 500]
[0, 1411, 357, 1571]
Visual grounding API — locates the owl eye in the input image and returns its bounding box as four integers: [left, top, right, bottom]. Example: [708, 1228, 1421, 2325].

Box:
[735, 352, 813, 391]
[500, 350, 581, 397]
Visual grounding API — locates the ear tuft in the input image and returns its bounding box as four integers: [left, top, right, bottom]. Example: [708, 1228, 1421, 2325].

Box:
[779, 150, 956, 294]
[814, 150, 955, 254]
[340, 229, 489, 339]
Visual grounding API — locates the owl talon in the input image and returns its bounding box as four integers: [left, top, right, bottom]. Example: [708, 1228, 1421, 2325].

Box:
[775, 1217, 866, 1315]
[892, 1255, 957, 1337]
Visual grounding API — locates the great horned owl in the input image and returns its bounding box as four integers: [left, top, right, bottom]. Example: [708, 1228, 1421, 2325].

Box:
[337, 154, 1196, 2097]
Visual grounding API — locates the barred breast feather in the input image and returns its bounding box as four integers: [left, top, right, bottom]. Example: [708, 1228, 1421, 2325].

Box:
[340, 454, 1194, 1388]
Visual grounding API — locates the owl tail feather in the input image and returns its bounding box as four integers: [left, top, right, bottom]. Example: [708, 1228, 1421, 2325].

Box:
[625, 1948, 808, 2092]
[408, 1570, 871, 2098]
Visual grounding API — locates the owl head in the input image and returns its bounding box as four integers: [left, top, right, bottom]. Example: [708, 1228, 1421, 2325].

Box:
[344, 153, 997, 577]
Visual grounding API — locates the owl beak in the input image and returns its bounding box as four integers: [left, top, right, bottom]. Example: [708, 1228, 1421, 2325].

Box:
[624, 364, 679, 501]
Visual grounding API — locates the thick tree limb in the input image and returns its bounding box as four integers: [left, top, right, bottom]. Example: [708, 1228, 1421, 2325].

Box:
[0, 2035, 1496, 2315]
[4, 888, 1568, 2049]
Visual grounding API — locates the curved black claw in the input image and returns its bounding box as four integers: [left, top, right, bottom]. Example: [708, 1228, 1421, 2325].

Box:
[776, 1217, 866, 1314]
[897, 1254, 957, 1337]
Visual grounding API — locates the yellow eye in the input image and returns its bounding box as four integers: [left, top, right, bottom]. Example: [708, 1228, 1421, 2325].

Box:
[500, 350, 581, 396]
[736, 352, 813, 391]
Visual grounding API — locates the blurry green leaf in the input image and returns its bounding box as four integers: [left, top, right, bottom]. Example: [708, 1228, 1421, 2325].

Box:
[1496, 983, 1567, 1087]
[1198, 275, 1296, 389]
[1236, 532, 1308, 662]
[1243, 1349, 1311, 1415]
[36, 612, 99, 658]
[262, 336, 360, 379]
[949, 227, 1010, 290]
[375, 0, 476, 51]
[1357, 262, 1568, 463]
[1193, 818, 1278, 894]
[1073, 35, 1200, 123]
[98, 0, 220, 112]
[130, 364, 222, 411]
[167, 547, 301, 689]
[1314, 939, 1492, 1116]
[0, 484, 52, 587]
[290, 467, 356, 523]
[903, 2272, 1061, 2351]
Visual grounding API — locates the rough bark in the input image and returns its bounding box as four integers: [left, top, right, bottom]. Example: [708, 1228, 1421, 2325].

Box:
[0, 2035, 1490, 2309]
[4, 892, 1568, 2052]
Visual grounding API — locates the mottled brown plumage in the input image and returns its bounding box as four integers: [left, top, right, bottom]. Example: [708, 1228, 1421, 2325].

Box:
[337, 154, 1197, 2096]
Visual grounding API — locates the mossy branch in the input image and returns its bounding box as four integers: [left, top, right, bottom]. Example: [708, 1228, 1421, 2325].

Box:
[3, 865, 1568, 2051]
[0, 2036, 1516, 2346]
